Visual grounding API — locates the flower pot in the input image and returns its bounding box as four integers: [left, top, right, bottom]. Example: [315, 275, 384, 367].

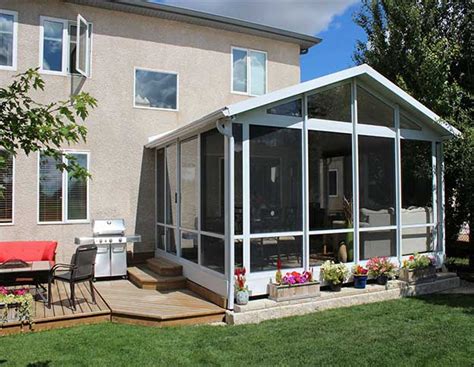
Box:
[329, 282, 342, 292]
[268, 281, 320, 302]
[353, 275, 368, 289]
[235, 290, 249, 305]
[376, 275, 388, 285]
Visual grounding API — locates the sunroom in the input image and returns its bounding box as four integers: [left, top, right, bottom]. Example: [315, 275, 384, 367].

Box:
[146, 64, 460, 309]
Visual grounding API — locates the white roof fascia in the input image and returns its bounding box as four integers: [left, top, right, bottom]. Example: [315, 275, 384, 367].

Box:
[225, 64, 460, 137]
[145, 108, 228, 149]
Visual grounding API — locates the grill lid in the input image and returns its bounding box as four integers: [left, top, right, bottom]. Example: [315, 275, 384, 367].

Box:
[92, 219, 125, 236]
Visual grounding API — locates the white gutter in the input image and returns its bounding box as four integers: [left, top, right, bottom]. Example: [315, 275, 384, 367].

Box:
[145, 108, 229, 149]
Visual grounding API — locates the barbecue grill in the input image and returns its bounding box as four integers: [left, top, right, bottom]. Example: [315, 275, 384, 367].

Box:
[74, 219, 141, 279]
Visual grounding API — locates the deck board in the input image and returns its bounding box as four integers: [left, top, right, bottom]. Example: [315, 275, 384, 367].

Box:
[0, 282, 110, 335]
[95, 280, 225, 323]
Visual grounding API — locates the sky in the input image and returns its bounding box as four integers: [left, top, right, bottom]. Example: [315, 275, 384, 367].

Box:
[154, 0, 367, 82]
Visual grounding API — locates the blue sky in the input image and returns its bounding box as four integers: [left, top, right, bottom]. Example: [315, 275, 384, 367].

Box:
[154, 0, 366, 82]
[300, 3, 366, 81]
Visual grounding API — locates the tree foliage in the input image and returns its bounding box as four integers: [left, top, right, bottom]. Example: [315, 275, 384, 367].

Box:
[354, 0, 473, 244]
[0, 68, 97, 191]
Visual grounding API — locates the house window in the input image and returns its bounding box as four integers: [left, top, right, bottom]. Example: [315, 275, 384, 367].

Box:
[328, 169, 338, 197]
[38, 152, 89, 223]
[232, 47, 267, 96]
[308, 83, 351, 122]
[0, 151, 14, 224]
[0, 9, 17, 70]
[134, 68, 178, 110]
[40, 16, 91, 76]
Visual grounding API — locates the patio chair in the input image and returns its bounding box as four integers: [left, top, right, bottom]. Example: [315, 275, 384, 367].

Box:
[47, 244, 97, 310]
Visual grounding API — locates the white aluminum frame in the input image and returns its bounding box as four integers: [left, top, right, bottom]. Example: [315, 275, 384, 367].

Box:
[150, 71, 450, 302]
[0, 9, 18, 71]
[231, 46, 268, 97]
[37, 150, 90, 225]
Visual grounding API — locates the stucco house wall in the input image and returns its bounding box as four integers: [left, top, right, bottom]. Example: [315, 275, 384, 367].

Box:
[0, 0, 301, 262]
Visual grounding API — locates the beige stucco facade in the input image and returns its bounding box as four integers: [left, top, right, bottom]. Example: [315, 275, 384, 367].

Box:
[0, 0, 301, 262]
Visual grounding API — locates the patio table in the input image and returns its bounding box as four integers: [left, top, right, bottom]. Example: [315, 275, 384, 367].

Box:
[0, 261, 51, 302]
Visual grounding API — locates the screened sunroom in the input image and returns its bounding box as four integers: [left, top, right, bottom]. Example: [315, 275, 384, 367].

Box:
[146, 65, 459, 309]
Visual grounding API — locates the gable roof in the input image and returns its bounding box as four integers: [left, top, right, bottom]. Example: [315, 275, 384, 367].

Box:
[146, 64, 460, 148]
[65, 0, 321, 52]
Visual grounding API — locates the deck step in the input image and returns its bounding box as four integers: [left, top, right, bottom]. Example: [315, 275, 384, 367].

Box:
[128, 266, 187, 291]
[146, 257, 183, 276]
[127, 266, 158, 290]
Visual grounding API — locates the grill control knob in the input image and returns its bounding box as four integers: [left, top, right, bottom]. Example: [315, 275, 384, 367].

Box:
[99, 239, 103, 244]
[109, 239, 112, 243]
[119, 238, 122, 242]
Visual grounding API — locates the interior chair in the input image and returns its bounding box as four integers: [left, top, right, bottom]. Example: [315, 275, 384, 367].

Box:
[48, 244, 97, 310]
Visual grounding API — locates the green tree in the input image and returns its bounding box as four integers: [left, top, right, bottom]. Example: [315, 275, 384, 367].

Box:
[354, 0, 473, 245]
[0, 68, 97, 194]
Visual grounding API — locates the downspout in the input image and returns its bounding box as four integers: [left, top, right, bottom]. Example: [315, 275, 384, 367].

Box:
[217, 116, 235, 310]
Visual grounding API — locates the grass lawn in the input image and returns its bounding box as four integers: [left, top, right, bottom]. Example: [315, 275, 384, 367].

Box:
[1, 294, 473, 367]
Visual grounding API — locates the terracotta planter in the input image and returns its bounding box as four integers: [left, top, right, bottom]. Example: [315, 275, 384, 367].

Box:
[268, 281, 320, 302]
[399, 266, 436, 284]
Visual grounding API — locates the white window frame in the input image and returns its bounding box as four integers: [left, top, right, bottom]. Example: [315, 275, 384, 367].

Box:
[231, 46, 268, 97]
[75, 14, 91, 77]
[39, 16, 92, 77]
[133, 67, 179, 111]
[37, 151, 90, 225]
[0, 9, 18, 71]
[0, 152, 15, 226]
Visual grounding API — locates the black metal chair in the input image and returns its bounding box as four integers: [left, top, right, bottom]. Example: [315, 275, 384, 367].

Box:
[48, 244, 97, 310]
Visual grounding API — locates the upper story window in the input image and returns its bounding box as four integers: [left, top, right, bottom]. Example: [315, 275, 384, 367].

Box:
[232, 47, 267, 96]
[39, 15, 91, 77]
[134, 68, 178, 111]
[0, 151, 14, 225]
[38, 152, 89, 223]
[0, 9, 18, 70]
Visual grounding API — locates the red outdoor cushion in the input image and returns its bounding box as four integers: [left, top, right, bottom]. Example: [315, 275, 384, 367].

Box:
[0, 241, 57, 264]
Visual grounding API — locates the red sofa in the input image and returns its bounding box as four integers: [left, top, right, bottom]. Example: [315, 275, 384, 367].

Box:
[0, 241, 57, 266]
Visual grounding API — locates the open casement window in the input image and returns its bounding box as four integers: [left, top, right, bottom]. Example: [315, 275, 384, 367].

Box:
[40, 15, 91, 76]
[0, 151, 14, 224]
[38, 152, 89, 223]
[75, 14, 91, 77]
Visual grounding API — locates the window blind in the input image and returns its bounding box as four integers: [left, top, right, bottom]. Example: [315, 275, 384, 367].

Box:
[0, 152, 13, 223]
[39, 154, 63, 222]
[67, 153, 88, 220]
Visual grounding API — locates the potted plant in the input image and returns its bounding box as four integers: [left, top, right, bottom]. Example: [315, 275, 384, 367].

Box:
[366, 257, 397, 285]
[268, 261, 320, 302]
[234, 267, 249, 305]
[399, 253, 437, 284]
[321, 261, 349, 291]
[0, 287, 34, 325]
[352, 264, 369, 289]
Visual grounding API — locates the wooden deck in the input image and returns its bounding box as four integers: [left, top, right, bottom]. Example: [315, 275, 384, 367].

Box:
[95, 280, 226, 326]
[0, 282, 110, 336]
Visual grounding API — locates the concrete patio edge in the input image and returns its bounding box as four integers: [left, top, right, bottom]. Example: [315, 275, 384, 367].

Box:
[225, 274, 461, 325]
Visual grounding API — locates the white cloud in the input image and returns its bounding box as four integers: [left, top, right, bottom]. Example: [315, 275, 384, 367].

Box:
[158, 0, 358, 35]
